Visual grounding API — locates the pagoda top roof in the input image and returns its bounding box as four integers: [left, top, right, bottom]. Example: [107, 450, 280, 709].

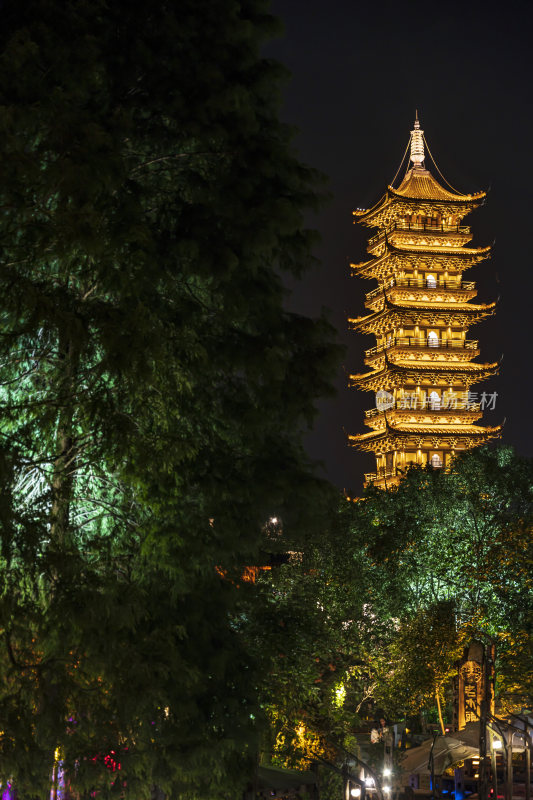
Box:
[389, 167, 485, 203]
[354, 169, 486, 221]
[354, 115, 486, 221]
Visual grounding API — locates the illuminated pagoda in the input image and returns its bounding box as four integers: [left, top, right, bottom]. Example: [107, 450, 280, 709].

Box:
[349, 115, 501, 488]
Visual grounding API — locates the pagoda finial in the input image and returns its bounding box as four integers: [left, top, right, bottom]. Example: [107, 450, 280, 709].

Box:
[410, 113, 424, 169]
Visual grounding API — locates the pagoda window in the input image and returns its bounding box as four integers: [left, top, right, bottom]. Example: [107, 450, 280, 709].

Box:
[429, 391, 441, 410]
[426, 274, 437, 288]
[427, 330, 439, 347]
[430, 453, 443, 468]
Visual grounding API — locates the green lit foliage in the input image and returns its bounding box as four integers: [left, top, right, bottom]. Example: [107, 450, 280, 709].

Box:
[243, 447, 531, 768]
[374, 601, 470, 731]
[241, 447, 531, 767]
[0, 0, 340, 795]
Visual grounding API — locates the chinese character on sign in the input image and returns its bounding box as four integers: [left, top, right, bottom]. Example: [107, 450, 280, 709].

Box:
[460, 661, 482, 725]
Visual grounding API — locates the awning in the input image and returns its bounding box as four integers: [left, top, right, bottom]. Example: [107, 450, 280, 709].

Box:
[257, 764, 317, 791]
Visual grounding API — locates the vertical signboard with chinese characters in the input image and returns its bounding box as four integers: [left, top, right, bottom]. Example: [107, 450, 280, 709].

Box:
[456, 641, 495, 730]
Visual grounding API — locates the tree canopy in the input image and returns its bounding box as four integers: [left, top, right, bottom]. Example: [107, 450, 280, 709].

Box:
[0, 0, 340, 795]
[256, 447, 533, 770]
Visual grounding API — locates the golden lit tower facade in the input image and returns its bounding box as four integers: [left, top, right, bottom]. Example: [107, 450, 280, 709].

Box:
[349, 116, 501, 488]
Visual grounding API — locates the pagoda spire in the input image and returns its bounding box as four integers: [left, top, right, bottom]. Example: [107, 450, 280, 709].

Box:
[410, 112, 425, 169]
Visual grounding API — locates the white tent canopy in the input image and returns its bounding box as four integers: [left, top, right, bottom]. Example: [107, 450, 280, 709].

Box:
[401, 734, 478, 776]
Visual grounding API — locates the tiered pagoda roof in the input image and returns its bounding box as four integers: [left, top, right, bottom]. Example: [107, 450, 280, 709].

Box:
[354, 163, 486, 229]
[350, 358, 500, 393]
[349, 297, 497, 334]
[351, 242, 492, 280]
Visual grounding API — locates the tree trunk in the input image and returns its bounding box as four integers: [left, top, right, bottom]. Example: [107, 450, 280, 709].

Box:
[50, 334, 79, 547]
[435, 689, 445, 736]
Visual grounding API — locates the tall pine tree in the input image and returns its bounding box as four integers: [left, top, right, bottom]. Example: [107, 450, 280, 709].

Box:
[0, 1, 340, 795]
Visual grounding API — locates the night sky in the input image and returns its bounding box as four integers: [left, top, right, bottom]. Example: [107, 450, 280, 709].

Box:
[265, 0, 533, 493]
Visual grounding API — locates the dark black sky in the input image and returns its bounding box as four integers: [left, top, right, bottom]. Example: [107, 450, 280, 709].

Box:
[264, 0, 533, 493]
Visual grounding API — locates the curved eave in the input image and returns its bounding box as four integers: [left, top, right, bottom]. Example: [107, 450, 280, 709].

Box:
[348, 422, 502, 450]
[350, 251, 390, 274]
[387, 184, 486, 204]
[350, 243, 492, 276]
[349, 360, 500, 388]
[387, 299, 497, 313]
[387, 423, 502, 435]
[354, 184, 486, 226]
[348, 300, 496, 331]
[386, 241, 492, 258]
[389, 167, 486, 202]
[348, 312, 374, 328]
[349, 422, 501, 441]
[364, 407, 484, 429]
[353, 193, 389, 223]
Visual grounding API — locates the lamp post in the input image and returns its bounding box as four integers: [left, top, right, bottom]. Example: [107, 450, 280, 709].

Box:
[488, 717, 512, 800]
[489, 730, 500, 800]
[508, 713, 533, 800]
[526, 730, 531, 800]
[315, 755, 367, 800]
[329, 742, 386, 800]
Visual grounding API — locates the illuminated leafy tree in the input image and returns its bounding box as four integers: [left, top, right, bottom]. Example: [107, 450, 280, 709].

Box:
[0, 0, 340, 795]
[247, 500, 399, 768]
[373, 601, 470, 733]
[354, 446, 533, 723]
[256, 446, 532, 755]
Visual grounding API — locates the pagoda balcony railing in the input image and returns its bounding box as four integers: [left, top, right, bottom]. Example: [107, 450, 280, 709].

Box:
[364, 400, 481, 418]
[365, 278, 476, 301]
[364, 470, 399, 483]
[365, 462, 446, 483]
[368, 222, 470, 249]
[365, 337, 479, 357]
